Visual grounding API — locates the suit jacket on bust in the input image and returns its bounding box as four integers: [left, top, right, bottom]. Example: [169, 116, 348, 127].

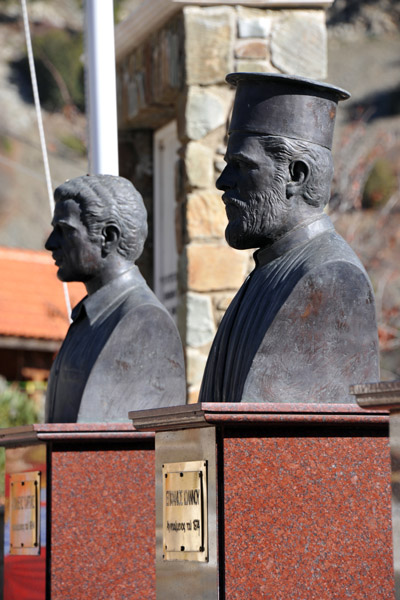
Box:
[45, 266, 186, 422]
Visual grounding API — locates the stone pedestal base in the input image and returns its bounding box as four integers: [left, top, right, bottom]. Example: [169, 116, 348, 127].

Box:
[132, 403, 395, 599]
[353, 381, 400, 600]
[1, 424, 155, 600]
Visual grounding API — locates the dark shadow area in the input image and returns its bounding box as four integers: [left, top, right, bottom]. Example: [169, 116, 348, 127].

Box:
[9, 55, 84, 112]
[0, 13, 19, 24]
[343, 84, 400, 123]
[119, 130, 154, 289]
[327, 0, 400, 28]
[9, 56, 56, 109]
[8, 27, 85, 112]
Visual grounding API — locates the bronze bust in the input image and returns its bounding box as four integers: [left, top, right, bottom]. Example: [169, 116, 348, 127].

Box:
[45, 174, 185, 422]
[200, 73, 379, 404]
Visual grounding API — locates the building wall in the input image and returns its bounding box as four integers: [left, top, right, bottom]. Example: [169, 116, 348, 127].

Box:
[116, 4, 328, 402]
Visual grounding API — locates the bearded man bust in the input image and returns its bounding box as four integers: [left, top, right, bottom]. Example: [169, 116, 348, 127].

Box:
[199, 73, 379, 404]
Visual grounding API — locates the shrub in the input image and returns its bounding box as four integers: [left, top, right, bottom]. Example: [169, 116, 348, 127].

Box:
[13, 27, 84, 112]
[362, 158, 398, 209]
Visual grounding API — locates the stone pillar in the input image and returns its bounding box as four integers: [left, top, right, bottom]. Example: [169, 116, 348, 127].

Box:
[180, 5, 327, 402]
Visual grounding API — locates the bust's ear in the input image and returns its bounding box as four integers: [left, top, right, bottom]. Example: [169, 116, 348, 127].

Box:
[101, 224, 121, 255]
[286, 160, 309, 197]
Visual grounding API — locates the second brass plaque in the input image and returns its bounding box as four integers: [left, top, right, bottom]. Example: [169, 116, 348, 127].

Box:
[162, 460, 208, 562]
[9, 471, 41, 555]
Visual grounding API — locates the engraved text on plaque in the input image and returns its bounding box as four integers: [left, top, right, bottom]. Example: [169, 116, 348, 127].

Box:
[10, 471, 41, 555]
[162, 460, 208, 562]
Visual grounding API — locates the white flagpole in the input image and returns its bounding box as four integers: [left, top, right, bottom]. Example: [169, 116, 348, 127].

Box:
[84, 0, 119, 176]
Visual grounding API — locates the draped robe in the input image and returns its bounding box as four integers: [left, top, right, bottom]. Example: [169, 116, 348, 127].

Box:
[199, 215, 379, 404]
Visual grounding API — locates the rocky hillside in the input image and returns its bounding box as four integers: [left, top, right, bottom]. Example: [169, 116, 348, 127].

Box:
[326, 1, 400, 379]
[328, 0, 399, 35]
[0, 0, 139, 250]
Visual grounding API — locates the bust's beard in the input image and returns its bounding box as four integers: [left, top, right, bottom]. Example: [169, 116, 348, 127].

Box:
[225, 186, 291, 250]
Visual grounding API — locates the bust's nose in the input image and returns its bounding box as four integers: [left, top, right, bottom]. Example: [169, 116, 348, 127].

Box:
[216, 164, 235, 192]
[45, 230, 57, 251]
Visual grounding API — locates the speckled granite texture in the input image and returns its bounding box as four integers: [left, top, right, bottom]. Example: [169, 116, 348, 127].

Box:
[222, 428, 394, 599]
[50, 443, 155, 600]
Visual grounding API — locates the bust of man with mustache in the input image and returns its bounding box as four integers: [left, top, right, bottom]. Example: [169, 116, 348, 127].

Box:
[199, 73, 379, 404]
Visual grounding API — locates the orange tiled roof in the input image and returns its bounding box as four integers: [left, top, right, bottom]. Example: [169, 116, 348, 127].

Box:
[0, 247, 85, 341]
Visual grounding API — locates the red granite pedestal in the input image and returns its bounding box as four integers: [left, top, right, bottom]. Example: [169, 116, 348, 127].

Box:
[0, 424, 155, 600]
[131, 403, 395, 600]
[352, 381, 400, 600]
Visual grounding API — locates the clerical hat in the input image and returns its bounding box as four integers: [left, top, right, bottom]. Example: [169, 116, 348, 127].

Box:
[226, 72, 350, 150]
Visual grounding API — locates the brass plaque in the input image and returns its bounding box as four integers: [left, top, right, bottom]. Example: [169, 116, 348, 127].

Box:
[10, 471, 41, 555]
[162, 460, 208, 562]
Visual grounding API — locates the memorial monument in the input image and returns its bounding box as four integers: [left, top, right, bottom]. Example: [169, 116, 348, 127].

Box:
[129, 80, 393, 597]
[45, 174, 185, 422]
[200, 73, 379, 405]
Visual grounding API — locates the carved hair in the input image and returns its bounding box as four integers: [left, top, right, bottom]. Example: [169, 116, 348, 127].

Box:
[54, 175, 148, 262]
[259, 136, 334, 208]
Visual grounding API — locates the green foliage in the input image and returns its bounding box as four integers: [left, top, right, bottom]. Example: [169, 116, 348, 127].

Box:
[60, 133, 86, 156]
[14, 27, 85, 112]
[75, 0, 123, 22]
[362, 158, 398, 209]
[0, 0, 42, 3]
[0, 379, 40, 428]
[0, 135, 12, 155]
[33, 28, 84, 111]
[113, 0, 125, 23]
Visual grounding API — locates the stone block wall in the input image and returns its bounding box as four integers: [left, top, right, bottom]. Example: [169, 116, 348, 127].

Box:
[117, 13, 185, 130]
[116, 4, 328, 403]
